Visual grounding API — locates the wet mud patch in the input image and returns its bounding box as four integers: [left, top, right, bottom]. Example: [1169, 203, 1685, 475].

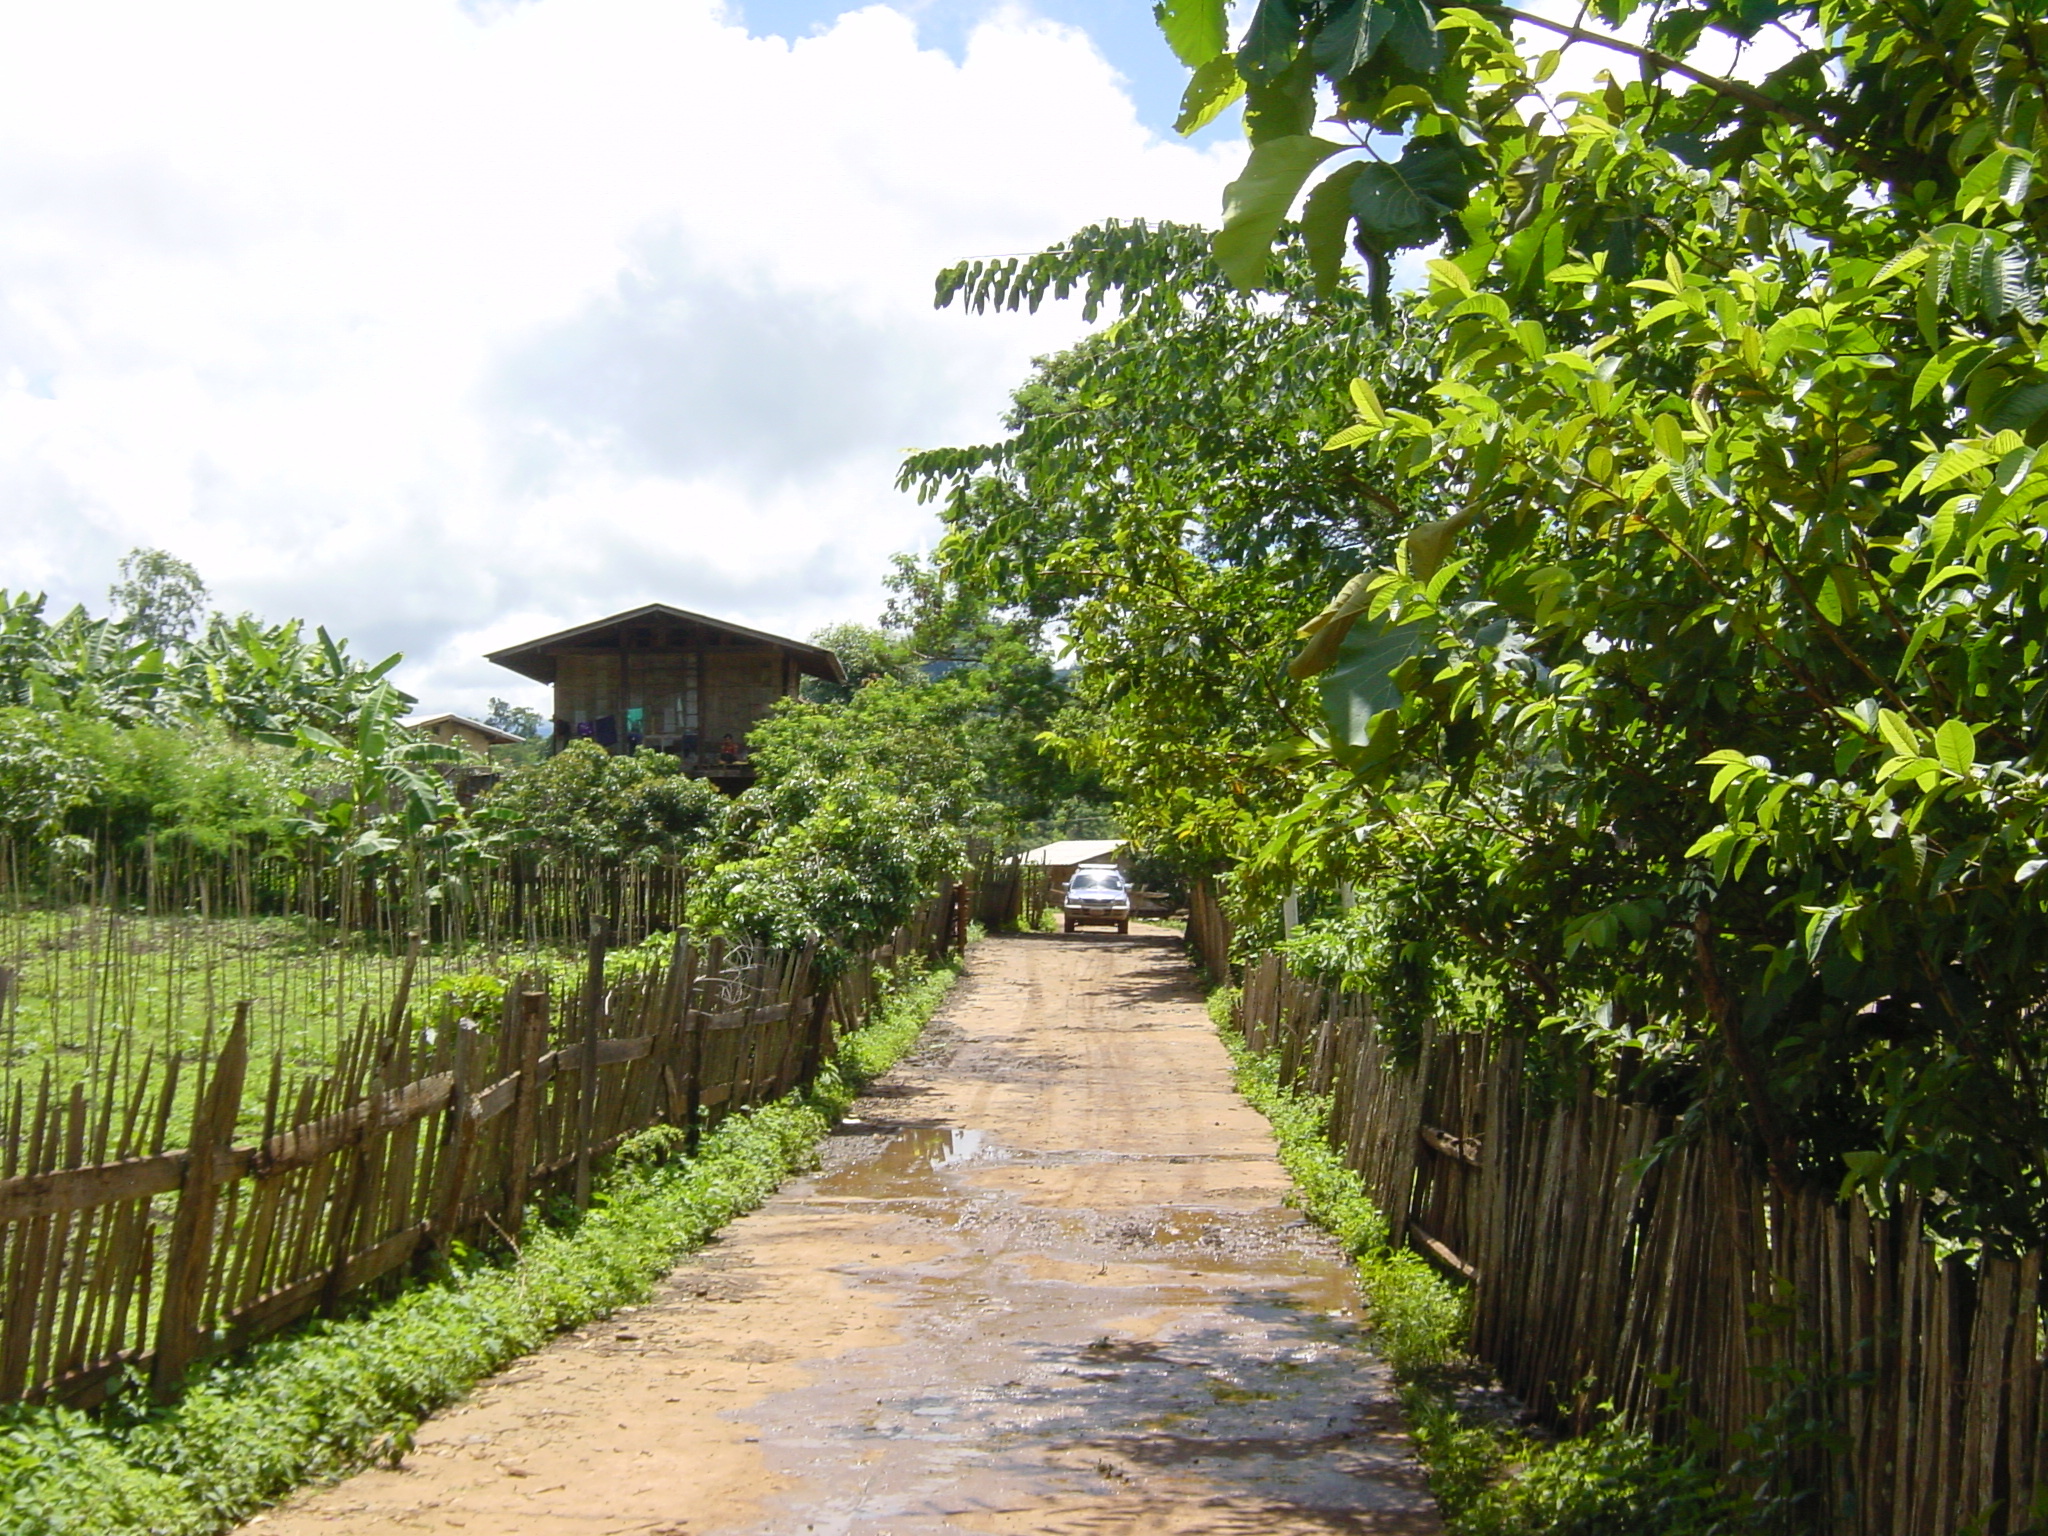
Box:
[740, 1096, 1427, 1534]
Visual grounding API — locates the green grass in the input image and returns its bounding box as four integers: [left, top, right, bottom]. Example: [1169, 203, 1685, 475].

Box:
[0, 957, 959, 1536]
[0, 906, 681, 1136]
[1207, 987, 1739, 1536]
[1, 909, 408, 1076]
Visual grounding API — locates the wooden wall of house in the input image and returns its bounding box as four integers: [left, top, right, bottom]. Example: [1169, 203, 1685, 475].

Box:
[700, 648, 782, 746]
[552, 643, 790, 759]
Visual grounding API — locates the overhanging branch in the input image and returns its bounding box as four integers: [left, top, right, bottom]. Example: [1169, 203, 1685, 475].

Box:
[1463, 5, 1901, 186]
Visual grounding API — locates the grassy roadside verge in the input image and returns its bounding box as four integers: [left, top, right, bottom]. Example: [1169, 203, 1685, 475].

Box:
[0, 959, 961, 1536]
[1208, 988, 1739, 1536]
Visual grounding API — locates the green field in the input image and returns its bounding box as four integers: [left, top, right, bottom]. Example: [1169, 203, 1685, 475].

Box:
[0, 904, 669, 1146]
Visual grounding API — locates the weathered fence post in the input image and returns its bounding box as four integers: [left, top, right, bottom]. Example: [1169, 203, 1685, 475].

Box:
[799, 935, 831, 1085]
[151, 1006, 249, 1400]
[683, 938, 722, 1152]
[573, 922, 607, 1210]
[680, 1001, 705, 1153]
[505, 988, 548, 1234]
[954, 879, 970, 953]
[0, 1076, 56, 1401]
[659, 936, 695, 1128]
[730, 956, 762, 1111]
[429, 1018, 481, 1255]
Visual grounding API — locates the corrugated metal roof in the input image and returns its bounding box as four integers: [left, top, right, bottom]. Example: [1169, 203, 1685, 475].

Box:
[408, 713, 525, 744]
[1018, 838, 1126, 867]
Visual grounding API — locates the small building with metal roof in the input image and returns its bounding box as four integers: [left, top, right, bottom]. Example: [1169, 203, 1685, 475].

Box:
[1019, 838, 1128, 894]
[486, 603, 845, 789]
[1018, 838, 1127, 869]
[407, 713, 525, 756]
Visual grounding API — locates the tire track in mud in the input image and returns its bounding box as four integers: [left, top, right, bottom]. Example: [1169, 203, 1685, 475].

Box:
[241, 929, 1439, 1535]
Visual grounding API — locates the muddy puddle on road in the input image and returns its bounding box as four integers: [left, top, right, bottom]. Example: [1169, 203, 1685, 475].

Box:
[731, 1118, 1437, 1535]
[813, 1124, 998, 1196]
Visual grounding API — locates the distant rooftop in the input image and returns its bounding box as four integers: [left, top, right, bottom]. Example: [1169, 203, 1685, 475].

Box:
[408, 713, 525, 745]
[1018, 838, 1126, 867]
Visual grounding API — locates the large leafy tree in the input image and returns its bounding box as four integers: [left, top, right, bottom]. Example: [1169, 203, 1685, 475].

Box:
[476, 741, 726, 866]
[915, 0, 2048, 1244]
[1175, 0, 2048, 311]
[1146, 0, 2048, 1241]
[0, 590, 169, 724]
[688, 767, 961, 969]
[0, 559, 436, 862]
[108, 547, 208, 651]
[797, 622, 919, 704]
[484, 697, 546, 740]
[176, 612, 411, 745]
[763, 561, 1106, 839]
[904, 225, 1438, 870]
[0, 584, 410, 746]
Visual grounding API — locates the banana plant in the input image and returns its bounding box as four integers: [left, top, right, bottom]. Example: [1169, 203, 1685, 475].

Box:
[289, 683, 464, 854]
[0, 591, 168, 721]
[180, 613, 411, 743]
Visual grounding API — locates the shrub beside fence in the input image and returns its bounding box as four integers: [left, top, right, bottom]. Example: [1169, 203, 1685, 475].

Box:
[1238, 952, 2048, 1536]
[0, 893, 957, 1412]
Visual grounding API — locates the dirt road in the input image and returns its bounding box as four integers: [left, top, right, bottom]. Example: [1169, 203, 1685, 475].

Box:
[243, 929, 1438, 1534]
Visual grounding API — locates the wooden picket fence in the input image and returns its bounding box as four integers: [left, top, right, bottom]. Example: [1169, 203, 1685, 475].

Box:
[1240, 953, 2048, 1536]
[0, 893, 958, 1412]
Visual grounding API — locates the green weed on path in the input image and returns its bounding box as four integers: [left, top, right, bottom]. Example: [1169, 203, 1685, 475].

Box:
[0, 960, 960, 1536]
[1207, 988, 1739, 1536]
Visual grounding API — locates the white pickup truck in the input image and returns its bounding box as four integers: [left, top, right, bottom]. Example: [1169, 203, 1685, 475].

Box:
[1061, 865, 1132, 934]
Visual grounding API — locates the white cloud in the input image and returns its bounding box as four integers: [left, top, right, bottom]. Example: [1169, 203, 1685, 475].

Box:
[0, 0, 1239, 713]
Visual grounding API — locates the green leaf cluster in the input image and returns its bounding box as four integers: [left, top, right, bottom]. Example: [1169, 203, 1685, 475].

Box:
[689, 768, 962, 974]
[1256, 102, 2048, 1239]
[475, 739, 726, 867]
[907, 224, 1443, 874]
[0, 558, 440, 864]
[1123, 0, 2048, 1250]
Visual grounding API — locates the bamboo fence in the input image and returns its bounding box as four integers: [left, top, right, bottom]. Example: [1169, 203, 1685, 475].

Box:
[0, 893, 958, 1412]
[1185, 875, 1233, 984]
[1239, 952, 2048, 1536]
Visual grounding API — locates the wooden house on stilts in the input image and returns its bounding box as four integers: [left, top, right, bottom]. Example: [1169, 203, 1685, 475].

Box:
[486, 603, 844, 791]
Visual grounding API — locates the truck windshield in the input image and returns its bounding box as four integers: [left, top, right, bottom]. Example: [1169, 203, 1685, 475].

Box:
[1068, 870, 1124, 892]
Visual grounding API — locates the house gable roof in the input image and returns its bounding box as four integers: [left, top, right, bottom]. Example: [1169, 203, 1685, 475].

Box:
[485, 603, 846, 685]
[1019, 838, 1126, 867]
[408, 713, 525, 745]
